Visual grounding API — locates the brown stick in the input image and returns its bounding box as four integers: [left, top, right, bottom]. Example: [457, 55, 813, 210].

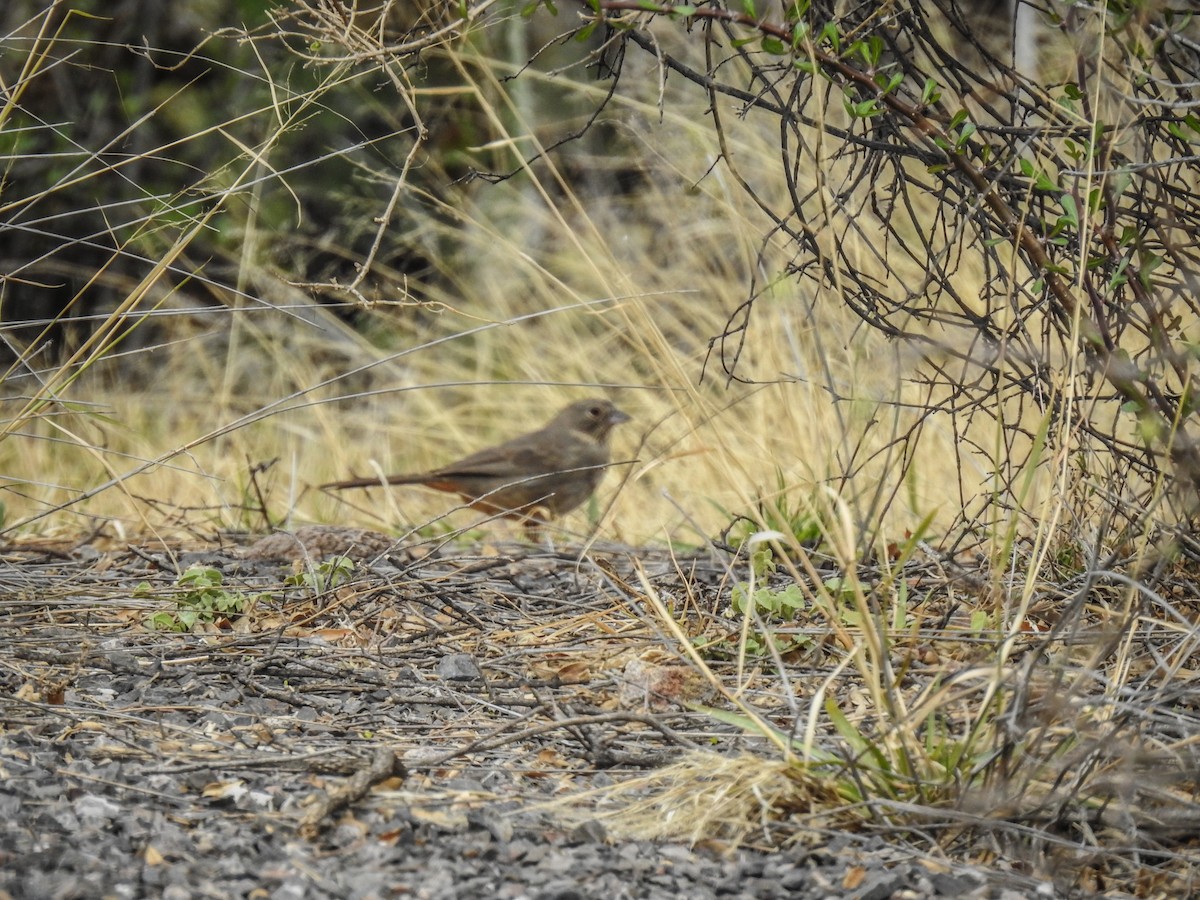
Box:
[299, 747, 407, 840]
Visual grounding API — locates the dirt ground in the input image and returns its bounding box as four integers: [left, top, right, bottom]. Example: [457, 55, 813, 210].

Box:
[0, 528, 1151, 898]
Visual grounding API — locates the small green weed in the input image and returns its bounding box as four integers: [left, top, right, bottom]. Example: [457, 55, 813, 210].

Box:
[722, 580, 813, 657]
[143, 565, 262, 632]
[727, 472, 824, 549]
[732, 580, 806, 618]
[285, 555, 356, 593]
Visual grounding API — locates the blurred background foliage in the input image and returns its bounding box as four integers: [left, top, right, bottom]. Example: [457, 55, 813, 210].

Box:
[5, 0, 828, 542]
[4, 0, 457, 367]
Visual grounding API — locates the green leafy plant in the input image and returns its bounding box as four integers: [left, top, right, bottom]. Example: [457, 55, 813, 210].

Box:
[722, 580, 812, 657]
[144, 566, 261, 632]
[731, 580, 805, 617]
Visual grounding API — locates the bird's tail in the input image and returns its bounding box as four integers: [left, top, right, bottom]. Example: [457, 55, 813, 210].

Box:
[319, 474, 428, 490]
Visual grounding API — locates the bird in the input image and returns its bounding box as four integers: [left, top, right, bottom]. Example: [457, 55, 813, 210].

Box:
[321, 398, 630, 525]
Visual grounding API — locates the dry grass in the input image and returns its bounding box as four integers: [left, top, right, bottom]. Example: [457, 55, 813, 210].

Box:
[0, 12, 980, 549]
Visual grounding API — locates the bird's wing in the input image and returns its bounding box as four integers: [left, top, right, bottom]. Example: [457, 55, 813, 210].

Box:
[430, 436, 569, 479]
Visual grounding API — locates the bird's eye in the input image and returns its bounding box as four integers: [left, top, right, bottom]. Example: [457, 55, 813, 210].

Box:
[589, 405, 603, 418]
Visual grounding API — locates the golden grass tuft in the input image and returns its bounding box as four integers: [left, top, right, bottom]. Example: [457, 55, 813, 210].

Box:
[533, 750, 859, 847]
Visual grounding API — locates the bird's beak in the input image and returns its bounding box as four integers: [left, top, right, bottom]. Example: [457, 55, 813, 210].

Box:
[610, 408, 631, 425]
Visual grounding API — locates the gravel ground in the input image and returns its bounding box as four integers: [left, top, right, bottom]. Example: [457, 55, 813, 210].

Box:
[0, 533, 1107, 898]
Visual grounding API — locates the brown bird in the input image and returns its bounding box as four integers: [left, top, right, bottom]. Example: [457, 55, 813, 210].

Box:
[321, 398, 630, 524]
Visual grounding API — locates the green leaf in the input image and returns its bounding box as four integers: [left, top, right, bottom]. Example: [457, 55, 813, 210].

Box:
[819, 21, 840, 51]
[1120, 399, 1143, 414]
[921, 77, 940, 105]
[762, 36, 787, 55]
[969, 609, 992, 635]
[840, 608, 865, 627]
[857, 34, 884, 66]
[954, 121, 976, 150]
[179, 566, 223, 589]
[148, 612, 178, 631]
[848, 98, 880, 118]
[1139, 252, 1164, 289]
[825, 697, 870, 756]
[821, 575, 855, 597]
[785, 0, 811, 17]
[875, 71, 902, 93]
[1058, 193, 1079, 228]
[1034, 169, 1057, 192]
